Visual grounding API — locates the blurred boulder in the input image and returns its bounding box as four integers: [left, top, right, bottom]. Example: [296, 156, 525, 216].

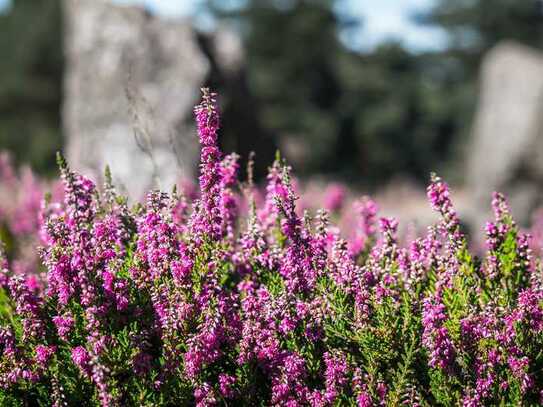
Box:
[467, 41, 543, 228]
[63, 0, 246, 199]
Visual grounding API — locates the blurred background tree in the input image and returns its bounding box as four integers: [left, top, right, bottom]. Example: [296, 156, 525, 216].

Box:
[0, 0, 63, 176]
[205, 0, 464, 186]
[422, 0, 543, 54]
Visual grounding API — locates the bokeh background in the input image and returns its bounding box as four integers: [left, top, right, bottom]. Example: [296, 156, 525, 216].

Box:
[1, 0, 543, 229]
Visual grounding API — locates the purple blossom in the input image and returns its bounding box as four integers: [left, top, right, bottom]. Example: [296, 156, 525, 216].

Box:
[422, 294, 456, 372]
[218, 373, 236, 399]
[322, 352, 349, 403]
[52, 314, 74, 341]
[427, 173, 463, 247]
[71, 346, 91, 376]
[191, 88, 223, 242]
[35, 345, 56, 366]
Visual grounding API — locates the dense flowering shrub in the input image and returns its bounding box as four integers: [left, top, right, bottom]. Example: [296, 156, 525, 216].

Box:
[0, 89, 542, 406]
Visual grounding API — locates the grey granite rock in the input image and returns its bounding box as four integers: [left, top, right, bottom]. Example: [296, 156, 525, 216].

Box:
[63, 0, 210, 199]
[467, 41, 543, 227]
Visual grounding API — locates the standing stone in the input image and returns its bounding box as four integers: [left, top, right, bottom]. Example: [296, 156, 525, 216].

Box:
[467, 41, 543, 227]
[62, 0, 209, 199]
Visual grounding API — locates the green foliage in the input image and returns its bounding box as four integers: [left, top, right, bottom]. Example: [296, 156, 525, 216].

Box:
[0, 0, 63, 176]
[206, 0, 464, 185]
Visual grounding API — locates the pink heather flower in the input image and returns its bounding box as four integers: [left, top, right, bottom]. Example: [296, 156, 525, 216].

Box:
[427, 174, 452, 213]
[517, 289, 543, 332]
[271, 352, 309, 405]
[508, 356, 533, 393]
[52, 314, 74, 340]
[323, 352, 349, 403]
[71, 346, 91, 375]
[491, 192, 512, 223]
[184, 306, 231, 380]
[218, 373, 236, 399]
[273, 165, 318, 294]
[171, 256, 193, 285]
[357, 392, 373, 407]
[61, 169, 97, 228]
[516, 233, 533, 272]
[484, 221, 503, 251]
[422, 294, 456, 372]
[330, 236, 363, 294]
[379, 217, 399, 257]
[376, 381, 388, 403]
[357, 197, 378, 237]
[219, 153, 240, 240]
[192, 88, 223, 242]
[194, 382, 217, 407]
[279, 316, 297, 334]
[24, 276, 40, 293]
[258, 158, 284, 229]
[89, 355, 114, 407]
[134, 190, 182, 284]
[8, 276, 44, 340]
[35, 345, 56, 366]
[0, 327, 17, 359]
[427, 174, 463, 245]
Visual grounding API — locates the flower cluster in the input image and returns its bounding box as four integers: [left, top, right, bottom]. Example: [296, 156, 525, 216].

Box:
[0, 90, 542, 406]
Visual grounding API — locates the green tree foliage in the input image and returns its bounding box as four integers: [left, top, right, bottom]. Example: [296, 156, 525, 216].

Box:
[0, 0, 63, 176]
[205, 0, 467, 186]
[422, 0, 543, 55]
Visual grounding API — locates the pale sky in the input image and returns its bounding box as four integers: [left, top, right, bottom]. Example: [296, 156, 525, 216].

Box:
[113, 0, 447, 52]
[0, 0, 448, 52]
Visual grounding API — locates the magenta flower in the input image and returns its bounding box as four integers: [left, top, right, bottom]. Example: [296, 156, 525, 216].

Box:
[191, 88, 223, 242]
[71, 346, 91, 375]
[35, 345, 56, 366]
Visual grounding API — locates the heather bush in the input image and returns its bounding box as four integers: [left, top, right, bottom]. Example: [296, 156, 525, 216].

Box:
[0, 89, 542, 406]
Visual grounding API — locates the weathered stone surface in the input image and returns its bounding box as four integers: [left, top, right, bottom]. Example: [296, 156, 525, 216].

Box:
[63, 0, 209, 198]
[467, 41, 543, 227]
